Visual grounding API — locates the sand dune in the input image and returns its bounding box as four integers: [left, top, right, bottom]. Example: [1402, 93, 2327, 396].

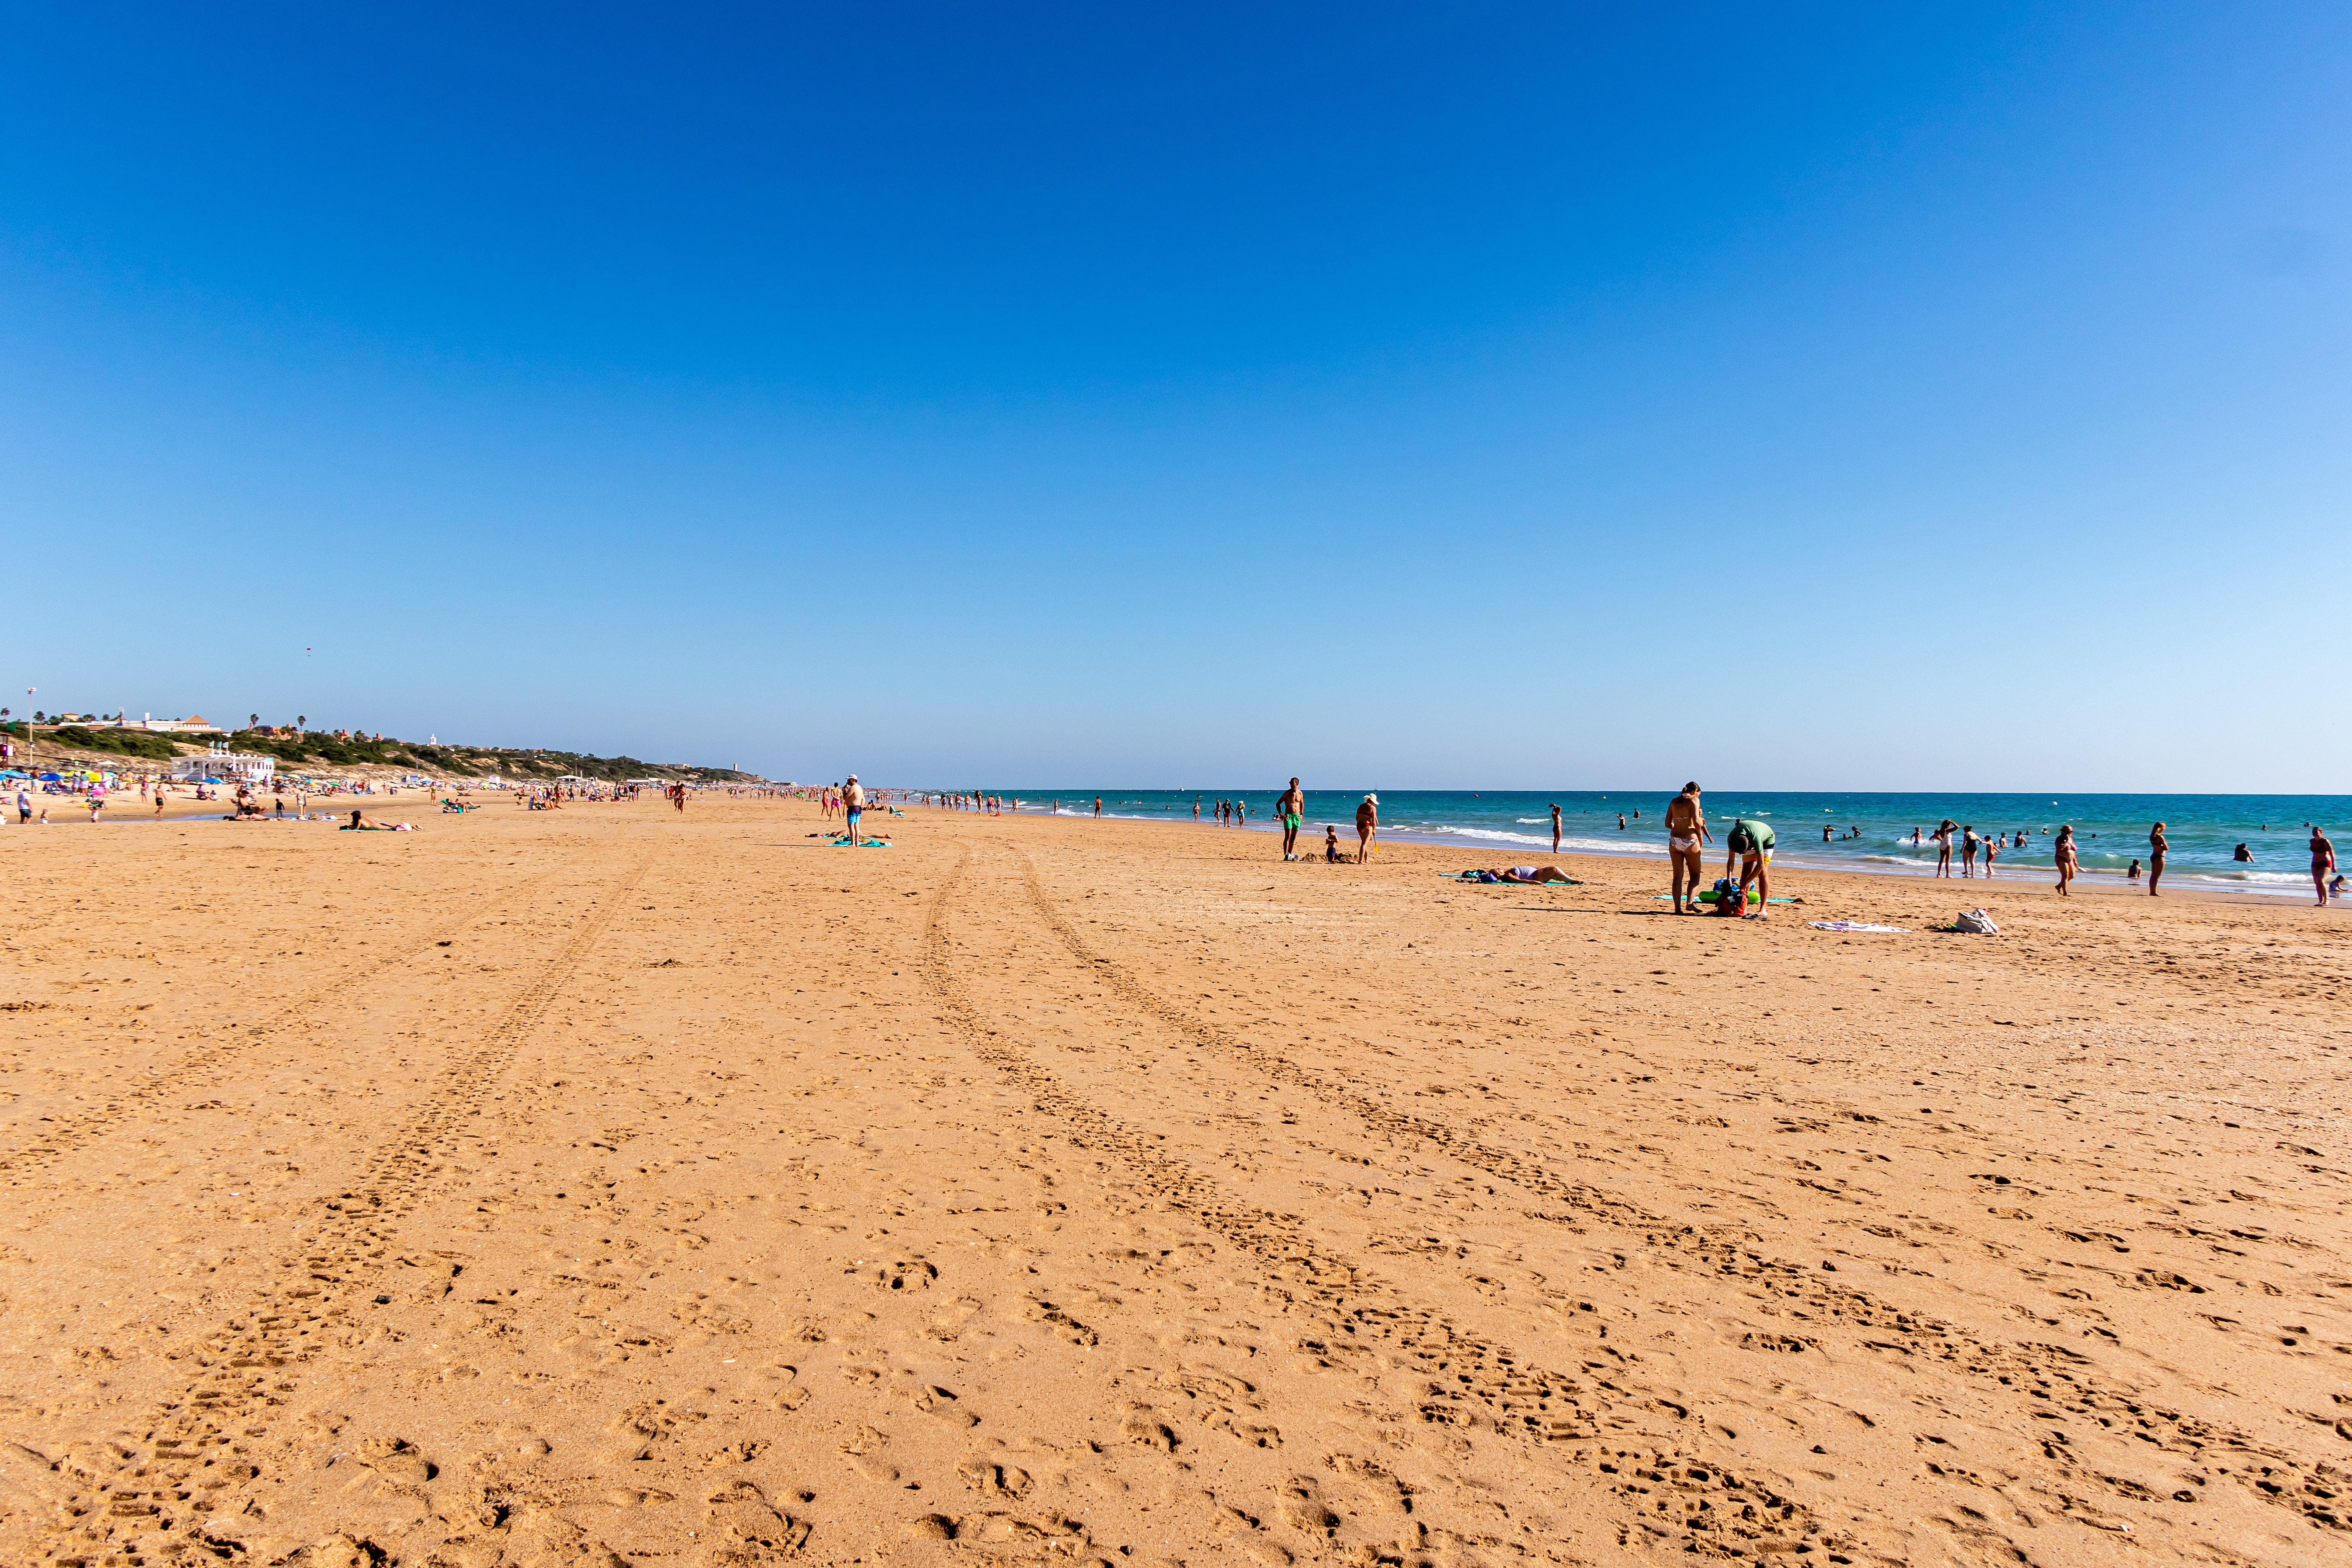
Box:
[0, 799, 2343, 1566]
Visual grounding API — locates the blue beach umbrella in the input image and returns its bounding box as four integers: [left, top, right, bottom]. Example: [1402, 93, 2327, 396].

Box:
[36, 772, 60, 781]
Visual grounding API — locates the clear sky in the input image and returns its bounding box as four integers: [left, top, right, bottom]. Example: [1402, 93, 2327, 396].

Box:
[4, 4, 2347, 789]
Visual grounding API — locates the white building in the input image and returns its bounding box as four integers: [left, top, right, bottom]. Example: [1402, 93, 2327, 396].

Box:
[169, 749, 276, 785]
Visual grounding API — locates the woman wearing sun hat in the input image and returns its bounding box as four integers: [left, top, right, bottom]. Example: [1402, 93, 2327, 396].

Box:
[1354, 793, 1378, 863]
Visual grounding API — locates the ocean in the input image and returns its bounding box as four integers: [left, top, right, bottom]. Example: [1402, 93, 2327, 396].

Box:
[964, 789, 2349, 896]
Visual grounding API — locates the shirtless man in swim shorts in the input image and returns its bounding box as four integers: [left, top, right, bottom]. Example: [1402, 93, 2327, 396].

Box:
[843, 775, 866, 839]
[1278, 777, 1305, 859]
[1665, 783, 1711, 913]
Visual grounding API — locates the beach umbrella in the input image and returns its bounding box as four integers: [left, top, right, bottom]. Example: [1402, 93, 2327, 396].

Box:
[37, 773, 59, 781]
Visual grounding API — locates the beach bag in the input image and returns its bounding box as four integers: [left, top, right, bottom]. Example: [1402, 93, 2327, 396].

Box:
[1952, 908, 1999, 934]
[1713, 877, 1746, 915]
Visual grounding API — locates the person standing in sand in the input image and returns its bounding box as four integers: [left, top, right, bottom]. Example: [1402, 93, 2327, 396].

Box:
[1094, 796, 1103, 818]
[2311, 826, 2335, 906]
[842, 776, 865, 838]
[1932, 820, 1956, 876]
[1355, 793, 1378, 862]
[2053, 825, 2080, 895]
[1665, 783, 1711, 913]
[1278, 778, 1305, 860]
[1961, 826, 1980, 877]
[1550, 803, 1562, 855]
[2148, 820, 2167, 896]
[1724, 817, 1775, 915]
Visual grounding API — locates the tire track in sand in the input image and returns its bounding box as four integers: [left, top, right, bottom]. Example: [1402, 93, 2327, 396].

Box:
[1014, 846, 2352, 1548]
[0, 868, 566, 1184]
[38, 855, 653, 1568]
[930, 847, 1830, 1562]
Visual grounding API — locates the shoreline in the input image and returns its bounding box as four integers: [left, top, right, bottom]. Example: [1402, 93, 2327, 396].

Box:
[986, 799, 2341, 904]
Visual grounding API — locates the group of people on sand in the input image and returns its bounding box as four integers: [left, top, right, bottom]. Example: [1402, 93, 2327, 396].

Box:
[1273, 779, 1382, 863]
[1661, 783, 1778, 917]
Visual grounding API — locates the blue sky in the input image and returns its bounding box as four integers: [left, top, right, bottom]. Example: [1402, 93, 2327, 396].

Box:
[4, 4, 2347, 789]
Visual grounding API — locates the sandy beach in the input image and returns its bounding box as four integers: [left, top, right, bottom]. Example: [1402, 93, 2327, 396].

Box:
[0, 797, 2344, 1567]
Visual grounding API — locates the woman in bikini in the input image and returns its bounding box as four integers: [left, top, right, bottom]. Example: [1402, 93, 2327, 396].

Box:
[2147, 821, 2167, 896]
[2054, 824, 2079, 896]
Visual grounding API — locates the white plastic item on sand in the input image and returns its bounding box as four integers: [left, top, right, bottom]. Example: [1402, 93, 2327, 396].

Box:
[1952, 908, 1999, 934]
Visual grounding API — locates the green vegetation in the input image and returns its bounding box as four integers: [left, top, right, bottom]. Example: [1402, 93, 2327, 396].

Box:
[399, 743, 752, 784]
[50, 725, 179, 761]
[212, 730, 752, 783]
[228, 729, 420, 770]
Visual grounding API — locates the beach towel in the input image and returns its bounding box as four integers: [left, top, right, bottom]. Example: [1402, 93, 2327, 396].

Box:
[1807, 920, 1910, 934]
[1445, 872, 1579, 886]
[830, 837, 892, 847]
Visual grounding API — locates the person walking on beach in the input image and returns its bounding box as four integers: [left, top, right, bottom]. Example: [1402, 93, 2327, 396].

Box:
[1665, 783, 1711, 913]
[2311, 826, 2336, 906]
[1354, 793, 1378, 862]
[1278, 778, 1305, 860]
[1983, 833, 1999, 877]
[2148, 821, 2168, 896]
[1724, 817, 1775, 915]
[2054, 825, 2079, 895]
[1550, 803, 1562, 855]
[1094, 796, 1103, 818]
[1961, 826, 1979, 877]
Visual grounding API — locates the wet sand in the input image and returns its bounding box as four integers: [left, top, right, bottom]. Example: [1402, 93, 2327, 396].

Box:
[1, 798, 2345, 1567]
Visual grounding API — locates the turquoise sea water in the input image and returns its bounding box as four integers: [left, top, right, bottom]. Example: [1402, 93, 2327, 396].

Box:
[960, 789, 2351, 895]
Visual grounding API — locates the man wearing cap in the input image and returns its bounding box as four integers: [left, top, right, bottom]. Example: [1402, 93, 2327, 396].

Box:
[1724, 816, 1775, 916]
[1277, 777, 1305, 859]
[1354, 793, 1378, 863]
[843, 775, 865, 839]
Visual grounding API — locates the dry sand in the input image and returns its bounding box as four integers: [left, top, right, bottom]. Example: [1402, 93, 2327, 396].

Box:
[0, 798, 2345, 1568]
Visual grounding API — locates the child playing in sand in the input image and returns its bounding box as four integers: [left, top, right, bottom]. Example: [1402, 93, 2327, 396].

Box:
[1324, 825, 1342, 862]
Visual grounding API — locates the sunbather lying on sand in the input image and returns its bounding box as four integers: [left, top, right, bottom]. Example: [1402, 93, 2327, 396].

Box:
[1460, 865, 1576, 883]
[342, 810, 410, 831]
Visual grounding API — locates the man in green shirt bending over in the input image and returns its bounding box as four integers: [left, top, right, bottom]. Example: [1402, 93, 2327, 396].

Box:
[1725, 818, 1776, 917]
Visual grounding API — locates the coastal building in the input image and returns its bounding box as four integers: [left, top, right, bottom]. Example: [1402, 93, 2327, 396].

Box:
[167, 747, 276, 785]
